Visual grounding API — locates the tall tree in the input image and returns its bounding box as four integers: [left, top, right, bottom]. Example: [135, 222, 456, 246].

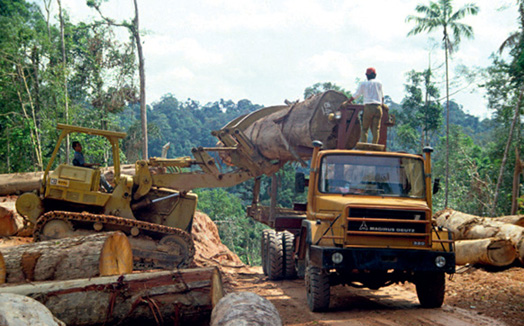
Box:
[490, 1, 524, 215]
[87, 0, 148, 159]
[406, 0, 479, 207]
[57, 0, 70, 162]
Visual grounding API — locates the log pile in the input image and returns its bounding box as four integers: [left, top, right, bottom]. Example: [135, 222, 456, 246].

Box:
[0, 201, 28, 236]
[435, 209, 524, 266]
[0, 267, 223, 326]
[0, 231, 133, 283]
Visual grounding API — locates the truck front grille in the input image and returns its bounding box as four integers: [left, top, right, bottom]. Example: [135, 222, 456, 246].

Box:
[345, 207, 431, 247]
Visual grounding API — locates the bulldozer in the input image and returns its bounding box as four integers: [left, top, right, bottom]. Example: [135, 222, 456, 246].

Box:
[15, 124, 202, 270]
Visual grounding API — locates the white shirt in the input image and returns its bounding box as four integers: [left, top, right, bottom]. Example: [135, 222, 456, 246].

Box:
[353, 79, 383, 105]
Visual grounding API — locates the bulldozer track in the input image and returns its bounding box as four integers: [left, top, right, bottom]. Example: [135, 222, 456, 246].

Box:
[34, 211, 195, 269]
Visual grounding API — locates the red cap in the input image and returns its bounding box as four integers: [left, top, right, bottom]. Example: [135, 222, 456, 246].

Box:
[366, 67, 376, 75]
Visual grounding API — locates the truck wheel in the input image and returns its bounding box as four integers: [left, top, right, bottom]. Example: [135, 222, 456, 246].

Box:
[282, 231, 297, 279]
[267, 230, 284, 280]
[415, 271, 445, 308]
[305, 266, 330, 312]
[261, 229, 270, 276]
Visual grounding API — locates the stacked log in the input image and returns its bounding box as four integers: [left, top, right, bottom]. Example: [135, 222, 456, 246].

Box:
[0, 172, 43, 196]
[0, 267, 223, 326]
[211, 292, 282, 326]
[0, 201, 30, 236]
[435, 209, 524, 265]
[0, 231, 132, 283]
[454, 238, 517, 266]
[0, 293, 65, 326]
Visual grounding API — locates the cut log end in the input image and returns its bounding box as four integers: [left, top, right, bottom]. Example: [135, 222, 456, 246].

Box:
[455, 238, 517, 267]
[487, 239, 518, 266]
[0, 251, 5, 284]
[99, 231, 133, 276]
[211, 267, 224, 308]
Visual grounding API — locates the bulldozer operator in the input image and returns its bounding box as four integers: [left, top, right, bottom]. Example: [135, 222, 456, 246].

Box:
[72, 141, 113, 192]
[347, 67, 384, 144]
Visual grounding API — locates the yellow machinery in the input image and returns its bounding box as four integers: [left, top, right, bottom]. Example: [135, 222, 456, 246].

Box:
[16, 124, 199, 269]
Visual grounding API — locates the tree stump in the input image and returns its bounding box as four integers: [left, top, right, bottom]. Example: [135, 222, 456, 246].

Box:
[0, 267, 223, 326]
[455, 238, 517, 266]
[0, 293, 65, 326]
[0, 231, 132, 283]
[211, 292, 282, 326]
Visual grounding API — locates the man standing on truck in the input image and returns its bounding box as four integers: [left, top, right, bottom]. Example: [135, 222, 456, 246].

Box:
[347, 67, 384, 144]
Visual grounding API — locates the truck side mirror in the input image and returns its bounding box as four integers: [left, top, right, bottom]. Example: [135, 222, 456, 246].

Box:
[295, 172, 306, 193]
[433, 178, 440, 194]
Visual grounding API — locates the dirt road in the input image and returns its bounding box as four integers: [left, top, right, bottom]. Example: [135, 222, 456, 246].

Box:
[231, 266, 521, 326]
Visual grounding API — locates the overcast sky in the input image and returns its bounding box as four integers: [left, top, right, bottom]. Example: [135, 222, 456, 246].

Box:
[54, 0, 519, 118]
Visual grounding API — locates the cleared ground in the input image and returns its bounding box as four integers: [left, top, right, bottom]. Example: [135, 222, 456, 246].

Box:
[230, 265, 523, 326]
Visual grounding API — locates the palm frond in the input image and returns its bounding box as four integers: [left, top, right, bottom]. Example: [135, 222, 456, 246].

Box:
[450, 3, 479, 21]
[499, 32, 520, 54]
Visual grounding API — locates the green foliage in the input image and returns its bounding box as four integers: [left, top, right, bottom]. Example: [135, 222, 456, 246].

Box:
[432, 126, 494, 215]
[304, 82, 351, 99]
[195, 188, 266, 265]
[0, 0, 136, 173]
[392, 69, 443, 153]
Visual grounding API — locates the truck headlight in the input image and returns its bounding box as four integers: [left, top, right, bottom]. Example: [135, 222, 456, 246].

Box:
[332, 252, 343, 264]
[435, 256, 446, 268]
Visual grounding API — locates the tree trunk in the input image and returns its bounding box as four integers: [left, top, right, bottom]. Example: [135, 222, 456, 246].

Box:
[0, 172, 43, 195]
[223, 90, 354, 164]
[57, 0, 70, 165]
[133, 0, 148, 160]
[435, 209, 524, 263]
[211, 292, 282, 326]
[0, 267, 223, 326]
[454, 238, 517, 266]
[0, 293, 65, 326]
[512, 149, 523, 214]
[0, 201, 27, 236]
[493, 215, 524, 227]
[0, 231, 132, 284]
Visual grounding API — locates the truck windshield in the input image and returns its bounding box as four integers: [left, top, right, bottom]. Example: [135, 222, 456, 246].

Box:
[319, 154, 426, 198]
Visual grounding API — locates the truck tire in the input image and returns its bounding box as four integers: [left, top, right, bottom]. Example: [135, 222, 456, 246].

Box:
[282, 231, 297, 279]
[267, 230, 284, 280]
[261, 229, 270, 276]
[415, 271, 445, 308]
[305, 266, 330, 312]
